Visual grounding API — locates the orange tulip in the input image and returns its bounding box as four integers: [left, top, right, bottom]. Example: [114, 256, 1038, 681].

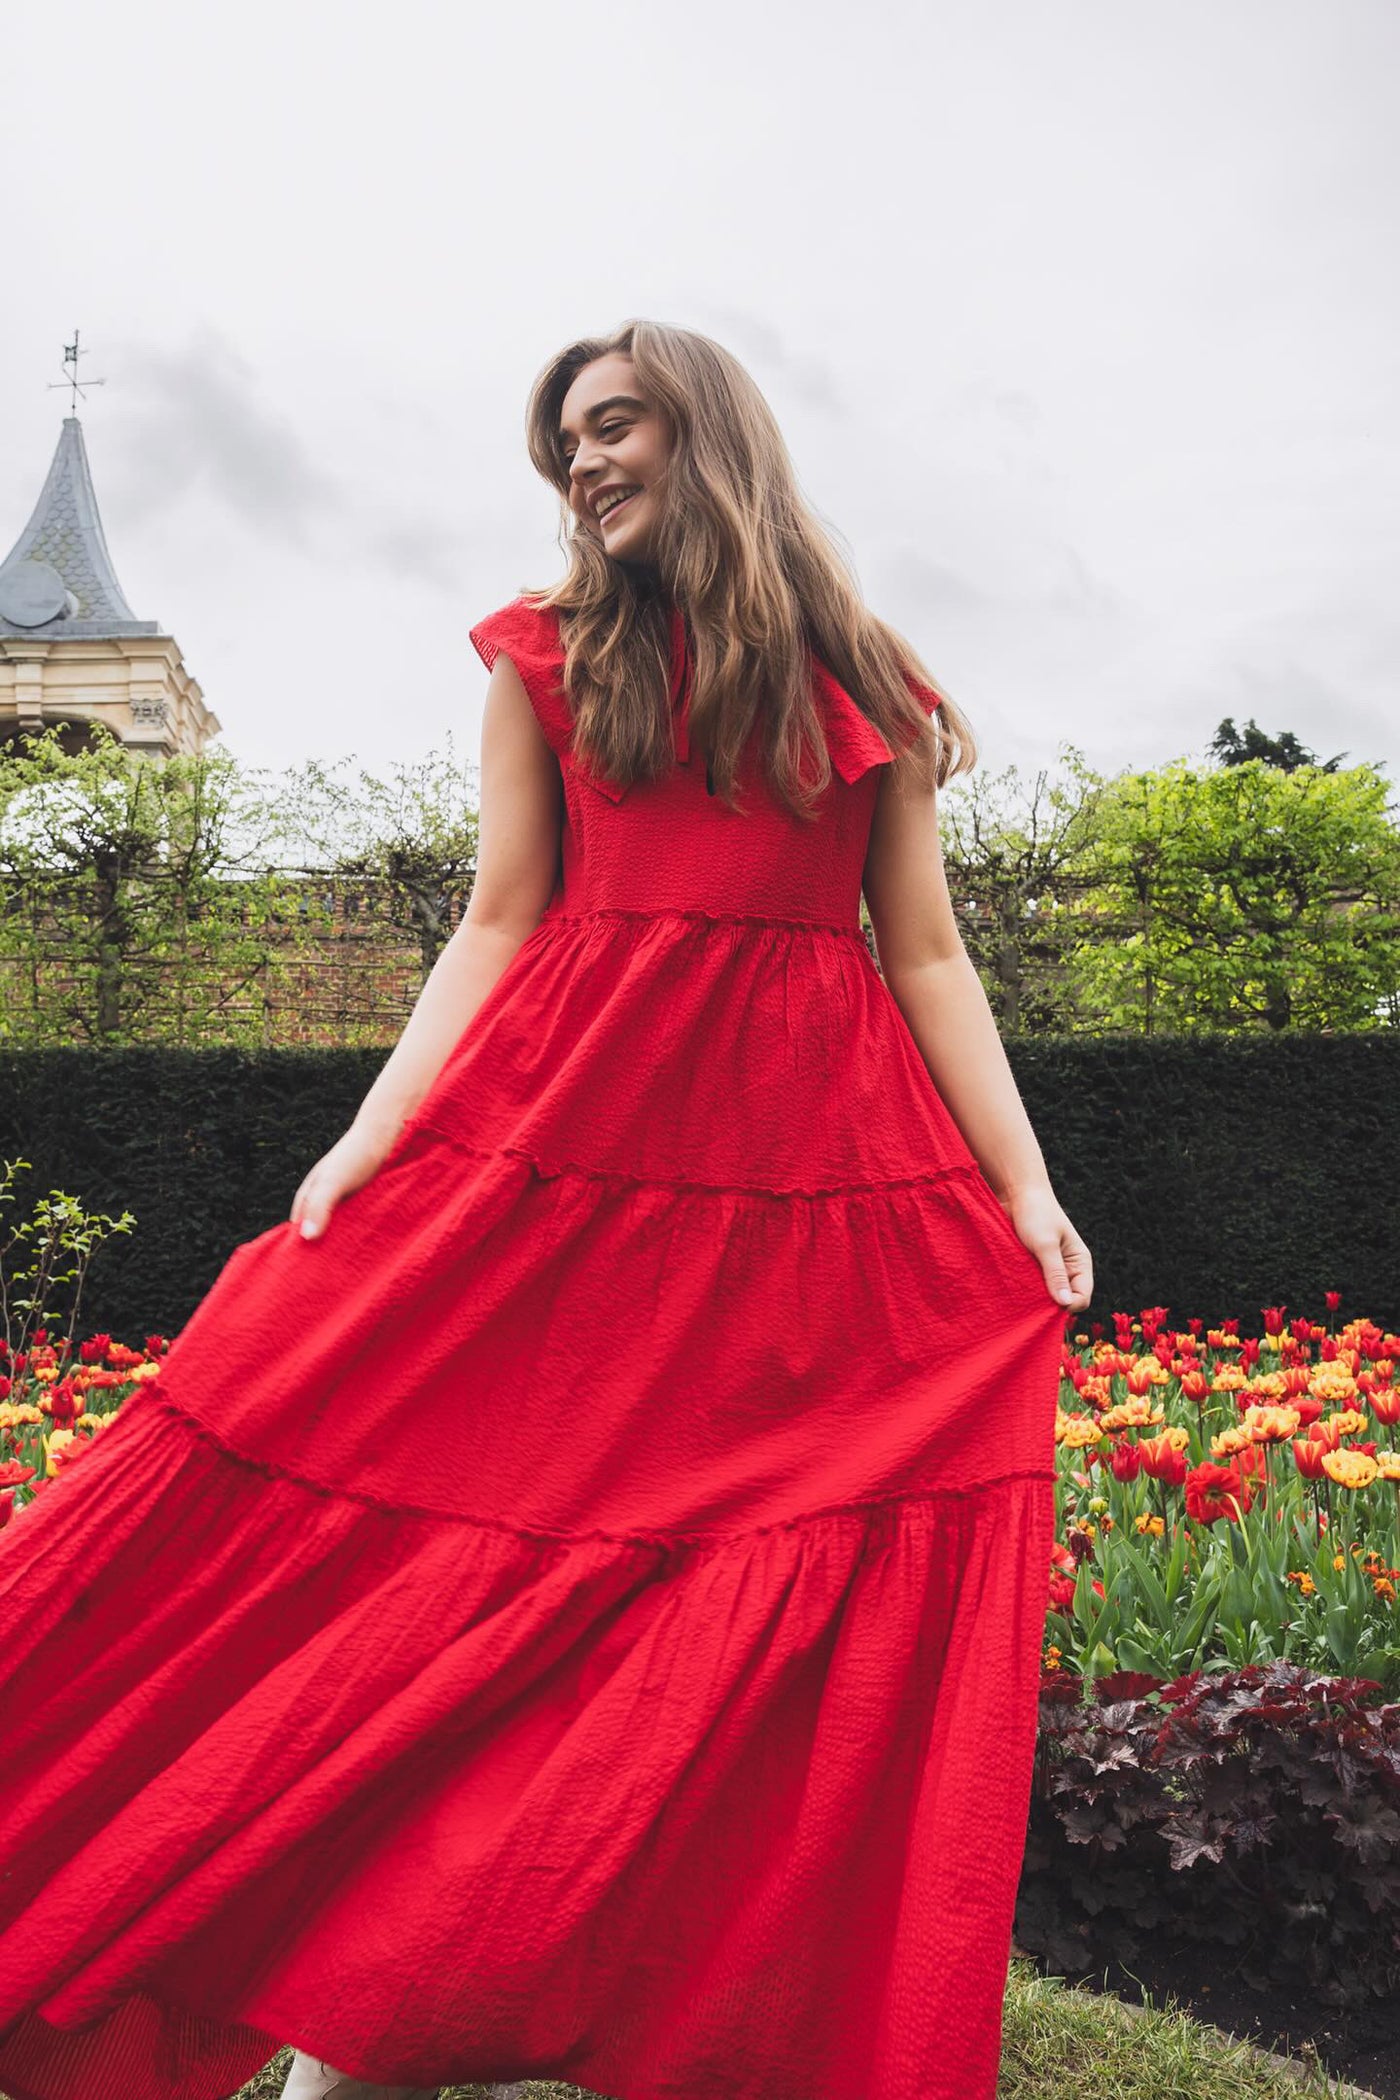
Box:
[1292, 1438, 1329, 1480]
[1138, 1430, 1189, 1485]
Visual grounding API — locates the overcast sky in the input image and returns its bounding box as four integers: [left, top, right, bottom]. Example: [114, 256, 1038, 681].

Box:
[2, 0, 1395, 791]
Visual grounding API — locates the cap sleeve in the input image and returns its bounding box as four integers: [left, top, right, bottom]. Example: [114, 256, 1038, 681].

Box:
[902, 666, 943, 718]
[811, 662, 897, 782]
[468, 597, 574, 758]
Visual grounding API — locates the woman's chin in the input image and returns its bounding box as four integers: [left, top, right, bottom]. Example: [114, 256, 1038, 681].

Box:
[609, 541, 659, 572]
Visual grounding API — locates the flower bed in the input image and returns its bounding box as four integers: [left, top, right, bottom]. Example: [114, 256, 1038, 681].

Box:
[0, 1327, 169, 1520]
[1048, 1300, 1400, 1688]
[1022, 1300, 1400, 2029]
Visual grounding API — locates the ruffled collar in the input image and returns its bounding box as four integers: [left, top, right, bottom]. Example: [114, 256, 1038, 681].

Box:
[584, 606, 897, 801]
[667, 605, 895, 781]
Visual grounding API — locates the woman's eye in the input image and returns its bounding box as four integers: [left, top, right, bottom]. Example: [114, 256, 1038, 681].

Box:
[563, 421, 630, 468]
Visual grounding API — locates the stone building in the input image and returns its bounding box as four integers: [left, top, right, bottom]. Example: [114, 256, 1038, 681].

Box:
[0, 416, 220, 758]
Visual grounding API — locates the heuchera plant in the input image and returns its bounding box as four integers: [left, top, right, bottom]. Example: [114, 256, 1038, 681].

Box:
[1016, 1660, 1400, 2010]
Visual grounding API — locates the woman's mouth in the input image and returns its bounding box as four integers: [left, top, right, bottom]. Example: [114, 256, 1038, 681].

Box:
[598, 489, 641, 526]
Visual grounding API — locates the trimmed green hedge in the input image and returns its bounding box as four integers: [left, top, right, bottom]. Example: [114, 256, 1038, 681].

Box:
[0, 1036, 1395, 1340]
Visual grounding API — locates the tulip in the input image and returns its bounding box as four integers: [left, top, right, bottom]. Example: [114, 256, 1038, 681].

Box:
[42, 1430, 77, 1477]
[1138, 1431, 1189, 1486]
[1110, 1439, 1143, 1482]
[1185, 1461, 1252, 1525]
[1322, 1449, 1379, 1491]
[1292, 1438, 1329, 1480]
[1243, 1404, 1301, 1444]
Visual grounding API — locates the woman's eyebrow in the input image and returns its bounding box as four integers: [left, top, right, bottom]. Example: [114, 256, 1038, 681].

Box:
[559, 394, 646, 443]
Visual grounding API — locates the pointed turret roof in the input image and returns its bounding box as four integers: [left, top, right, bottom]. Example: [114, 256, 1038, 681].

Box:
[0, 417, 159, 639]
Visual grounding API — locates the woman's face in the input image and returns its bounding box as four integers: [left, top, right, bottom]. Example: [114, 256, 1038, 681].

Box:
[559, 353, 669, 566]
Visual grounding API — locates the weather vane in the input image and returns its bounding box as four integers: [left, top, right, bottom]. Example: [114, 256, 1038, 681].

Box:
[47, 330, 106, 414]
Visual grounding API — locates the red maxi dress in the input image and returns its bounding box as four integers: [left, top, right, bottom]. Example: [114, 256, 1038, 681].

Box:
[0, 597, 1065, 2100]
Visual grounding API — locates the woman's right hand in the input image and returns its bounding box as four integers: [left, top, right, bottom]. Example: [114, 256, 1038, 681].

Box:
[289, 1119, 401, 1240]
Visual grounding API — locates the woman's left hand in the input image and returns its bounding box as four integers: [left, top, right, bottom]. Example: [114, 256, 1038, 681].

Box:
[1002, 1183, 1094, 1313]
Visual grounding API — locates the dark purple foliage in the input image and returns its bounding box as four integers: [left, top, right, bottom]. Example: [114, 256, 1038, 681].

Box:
[1017, 1662, 1400, 2007]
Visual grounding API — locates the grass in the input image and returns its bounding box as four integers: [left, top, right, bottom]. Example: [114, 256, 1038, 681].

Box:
[224, 1963, 1376, 2099]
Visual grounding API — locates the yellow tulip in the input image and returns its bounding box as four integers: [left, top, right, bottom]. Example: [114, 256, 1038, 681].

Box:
[1321, 1449, 1378, 1490]
[42, 1429, 77, 1477]
[1243, 1404, 1302, 1443]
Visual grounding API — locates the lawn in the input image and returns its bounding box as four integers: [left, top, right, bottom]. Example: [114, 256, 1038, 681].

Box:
[218, 1965, 1371, 2099]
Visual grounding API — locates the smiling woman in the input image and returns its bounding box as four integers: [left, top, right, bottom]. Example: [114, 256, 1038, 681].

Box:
[0, 316, 1091, 2100]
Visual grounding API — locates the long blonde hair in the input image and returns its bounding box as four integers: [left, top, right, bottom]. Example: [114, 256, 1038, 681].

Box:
[521, 318, 978, 820]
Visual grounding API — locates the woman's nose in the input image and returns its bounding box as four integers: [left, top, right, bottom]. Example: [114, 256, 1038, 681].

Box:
[569, 438, 604, 497]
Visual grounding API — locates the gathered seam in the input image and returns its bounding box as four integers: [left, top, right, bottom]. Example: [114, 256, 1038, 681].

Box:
[398, 1125, 982, 1201]
[537, 906, 870, 941]
[127, 1380, 1053, 1552]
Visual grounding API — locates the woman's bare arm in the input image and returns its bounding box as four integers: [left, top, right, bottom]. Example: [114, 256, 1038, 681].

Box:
[290, 655, 561, 1236]
[860, 759, 1093, 1311]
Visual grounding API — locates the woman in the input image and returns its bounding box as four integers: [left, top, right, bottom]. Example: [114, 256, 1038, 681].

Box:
[0, 319, 1091, 2100]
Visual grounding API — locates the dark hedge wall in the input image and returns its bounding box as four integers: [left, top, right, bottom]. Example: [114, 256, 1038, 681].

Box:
[0, 1037, 1395, 1343]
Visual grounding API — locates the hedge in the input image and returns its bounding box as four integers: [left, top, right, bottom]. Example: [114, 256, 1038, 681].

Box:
[0, 1034, 1396, 1338]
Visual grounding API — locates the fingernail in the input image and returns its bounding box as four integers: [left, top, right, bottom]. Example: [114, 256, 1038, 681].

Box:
[300, 1221, 317, 1239]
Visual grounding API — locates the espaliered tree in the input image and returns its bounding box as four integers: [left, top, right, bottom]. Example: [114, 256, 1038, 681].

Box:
[0, 725, 301, 1047]
[274, 735, 479, 977]
[932, 746, 1109, 1035]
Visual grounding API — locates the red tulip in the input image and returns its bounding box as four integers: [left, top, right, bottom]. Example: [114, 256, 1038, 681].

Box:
[1110, 1440, 1143, 1482]
[1185, 1461, 1252, 1526]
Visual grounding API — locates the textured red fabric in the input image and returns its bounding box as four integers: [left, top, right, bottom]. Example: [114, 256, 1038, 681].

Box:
[0, 596, 1064, 2100]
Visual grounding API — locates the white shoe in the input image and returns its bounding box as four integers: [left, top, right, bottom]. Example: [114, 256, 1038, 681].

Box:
[280, 2047, 440, 2099]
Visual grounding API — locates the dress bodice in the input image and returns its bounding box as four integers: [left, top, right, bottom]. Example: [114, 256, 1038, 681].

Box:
[468, 597, 935, 933]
